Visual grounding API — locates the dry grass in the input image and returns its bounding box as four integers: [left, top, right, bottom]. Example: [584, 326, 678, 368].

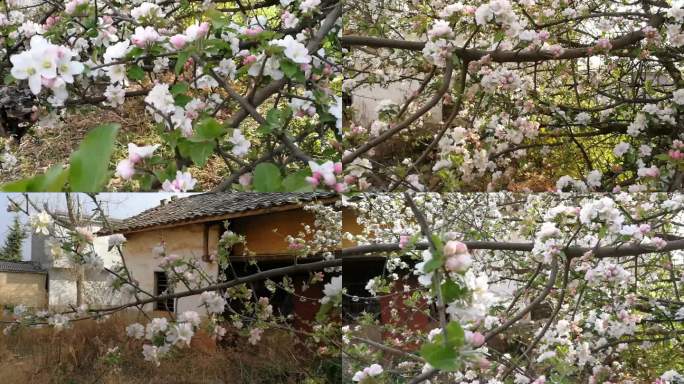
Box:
[0, 312, 339, 384]
[0, 99, 152, 185]
[0, 97, 227, 190]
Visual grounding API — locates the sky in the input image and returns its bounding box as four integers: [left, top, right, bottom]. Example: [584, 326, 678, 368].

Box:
[0, 193, 193, 261]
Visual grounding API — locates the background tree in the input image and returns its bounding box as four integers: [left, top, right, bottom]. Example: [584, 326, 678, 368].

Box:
[0, 215, 27, 262]
[342, 1, 684, 193]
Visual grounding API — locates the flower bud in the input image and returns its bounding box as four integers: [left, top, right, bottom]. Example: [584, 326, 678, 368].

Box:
[445, 253, 472, 272]
[443, 240, 468, 257]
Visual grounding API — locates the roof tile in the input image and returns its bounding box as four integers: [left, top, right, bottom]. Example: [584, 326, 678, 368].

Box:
[0, 261, 46, 274]
[100, 192, 336, 235]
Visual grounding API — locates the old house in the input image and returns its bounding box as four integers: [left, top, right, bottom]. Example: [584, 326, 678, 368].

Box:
[100, 192, 340, 326]
[30, 213, 124, 311]
[0, 261, 47, 309]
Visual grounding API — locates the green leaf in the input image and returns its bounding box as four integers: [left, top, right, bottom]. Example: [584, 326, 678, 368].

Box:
[126, 47, 145, 59]
[1, 164, 68, 192]
[258, 109, 282, 135]
[177, 139, 216, 167]
[206, 7, 228, 29]
[127, 65, 145, 81]
[441, 279, 466, 303]
[170, 82, 189, 96]
[175, 51, 190, 75]
[68, 123, 119, 192]
[282, 170, 314, 192]
[315, 301, 333, 322]
[205, 39, 230, 52]
[174, 94, 192, 107]
[4, 73, 16, 85]
[253, 163, 283, 192]
[419, 322, 465, 372]
[423, 257, 443, 273]
[444, 321, 465, 347]
[154, 161, 178, 184]
[419, 341, 460, 371]
[195, 117, 226, 140]
[280, 59, 305, 82]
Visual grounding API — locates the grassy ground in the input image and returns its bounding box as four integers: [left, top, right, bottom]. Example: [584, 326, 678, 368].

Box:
[0, 97, 229, 191]
[0, 312, 339, 384]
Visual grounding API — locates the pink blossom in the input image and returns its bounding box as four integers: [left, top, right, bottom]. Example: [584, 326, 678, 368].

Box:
[333, 162, 343, 174]
[596, 38, 612, 50]
[467, 331, 485, 346]
[244, 27, 263, 36]
[169, 34, 187, 49]
[443, 240, 468, 256]
[399, 235, 410, 249]
[160, 253, 181, 266]
[115, 159, 136, 180]
[243, 55, 257, 65]
[652, 237, 668, 250]
[128, 143, 159, 164]
[248, 328, 263, 345]
[131, 26, 160, 48]
[333, 182, 347, 193]
[308, 160, 337, 186]
[45, 16, 59, 28]
[306, 176, 320, 187]
[476, 358, 491, 370]
[161, 171, 197, 192]
[184, 22, 210, 41]
[238, 173, 252, 186]
[445, 253, 472, 273]
[668, 150, 684, 160]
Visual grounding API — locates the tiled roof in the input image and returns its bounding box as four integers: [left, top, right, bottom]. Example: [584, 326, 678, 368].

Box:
[99, 192, 337, 235]
[0, 261, 46, 274]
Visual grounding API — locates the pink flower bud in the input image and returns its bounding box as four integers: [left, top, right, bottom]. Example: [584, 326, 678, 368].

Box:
[306, 176, 320, 187]
[445, 253, 472, 273]
[476, 358, 491, 370]
[467, 331, 485, 347]
[443, 240, 468, 257]
[115, 159, 136, 180]
[169, 34, 187, 49]
[399, 235, 410, 249]
[129, 152, 142, 164]
[45, 16, 58, 28]
[244, 55, 257, 65]
[670, 150, 684, 160]
[333, 162, 343, 175]
[333, 182, 347, 193]
[245, 27, 263, 36]
[238, 173, 252, 186]
[198, 22, 210, 36]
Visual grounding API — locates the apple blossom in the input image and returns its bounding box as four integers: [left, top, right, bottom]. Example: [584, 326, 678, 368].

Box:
[273, 35, 311, 64]
[161, 171, 197, 192]
[228, 129, 251, 157]
[352, 364, 383, 382]
[320, 275, 342, 304]
[115, 159, 136, 180]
